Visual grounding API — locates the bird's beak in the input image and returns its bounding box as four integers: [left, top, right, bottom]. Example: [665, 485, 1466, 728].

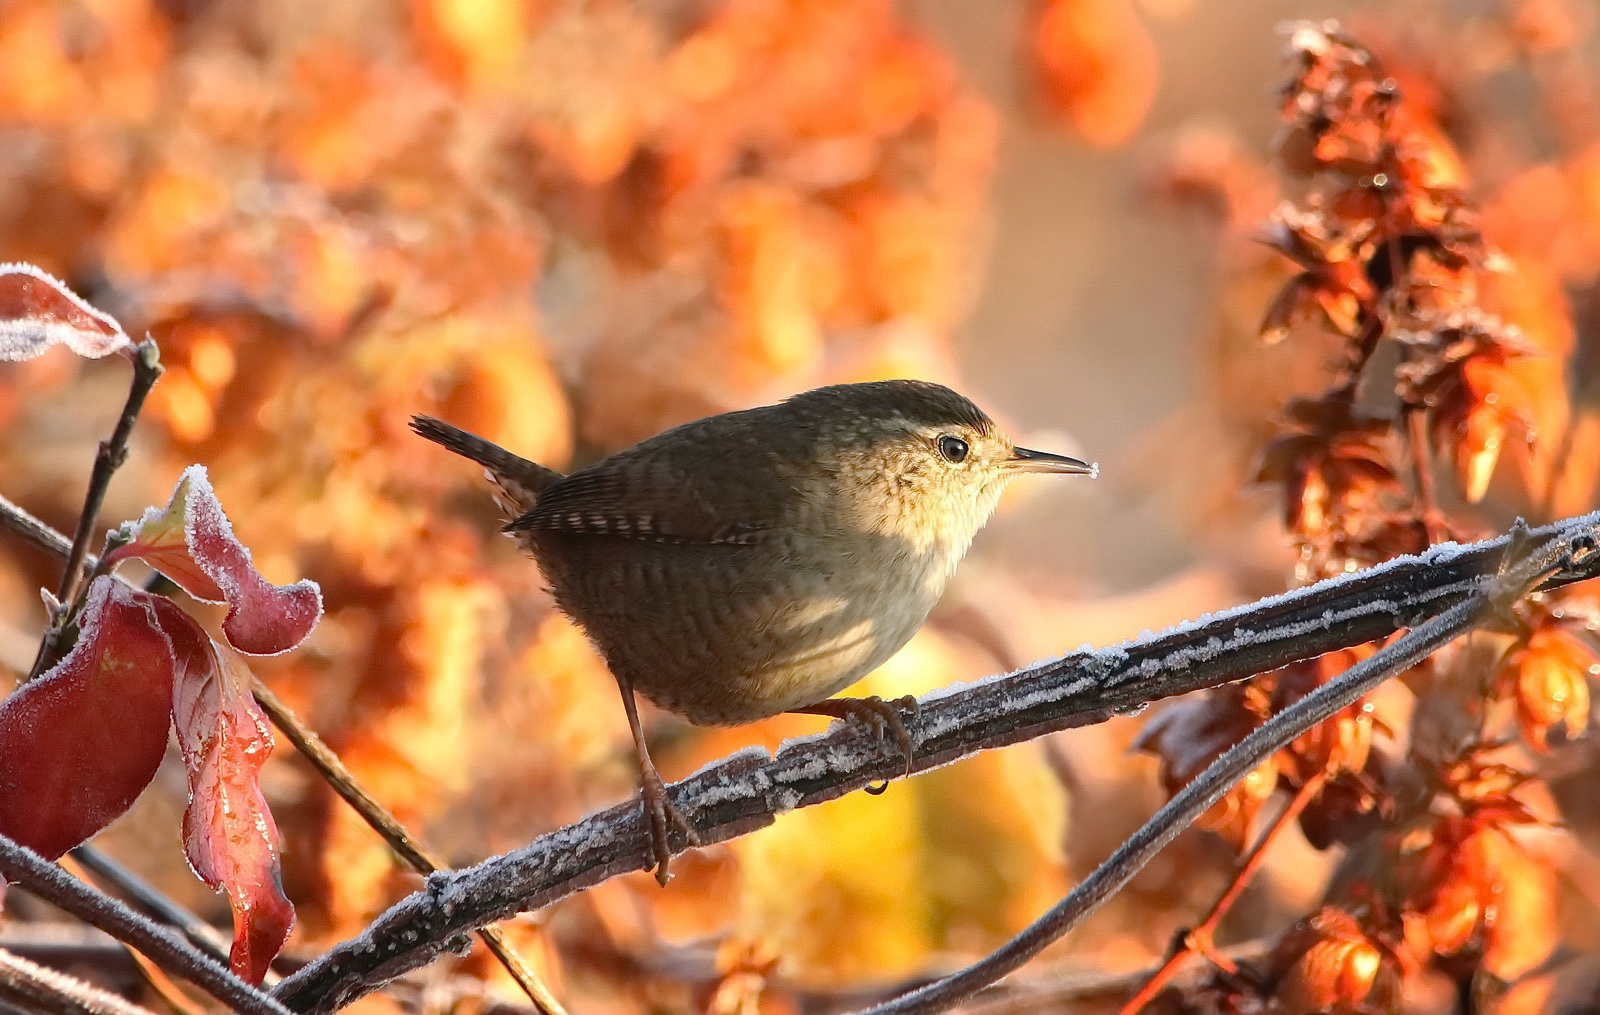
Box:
[1006, 446, 1099, 478]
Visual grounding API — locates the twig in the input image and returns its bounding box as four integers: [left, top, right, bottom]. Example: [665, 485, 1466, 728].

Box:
[958, 938, 1275, 1015]
[1115, 770, 1329, 1014]
[0, 494, 91, 570]
[271, 514, 1600, 1015]
[0, 946, 163, 1015]
[66, 847, 232, 970]
[848, 520, 1586, 1015]
[28, 338, 162, 680]
[0, 491, 564, 1014]
[251, 683, 566, 1015]
[0, 834, 294, 1015]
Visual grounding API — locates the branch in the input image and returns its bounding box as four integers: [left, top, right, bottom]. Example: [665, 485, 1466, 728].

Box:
[853, 520, 1589, 1015]
[273, 513, 1600, 1014]
[250, 684, 566, 1015]
[0, 834, 293, 1015]
[29, 337, 162, 679]
[0, 492, 565, 1015]
[0, 946, 162, 1015]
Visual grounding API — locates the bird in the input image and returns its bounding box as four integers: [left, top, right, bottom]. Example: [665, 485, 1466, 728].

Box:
[412, 379, 1096, 883]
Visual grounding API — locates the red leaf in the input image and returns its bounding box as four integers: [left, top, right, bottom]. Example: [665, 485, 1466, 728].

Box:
[106, 466, 322, 655]
[0, 263, 132, 361]
[151, 598, 293, 984]
[0, 579, 175, 858]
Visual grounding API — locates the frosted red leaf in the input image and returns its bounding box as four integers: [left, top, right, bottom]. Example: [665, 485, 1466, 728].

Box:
[0, 578, 175, 858]
[151, 596, 292, 985]
[106, 465, 322, 656]
[0, 263, 132, 361]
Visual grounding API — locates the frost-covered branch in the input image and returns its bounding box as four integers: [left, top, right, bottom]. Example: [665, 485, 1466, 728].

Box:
[275, 513, 1600, 1015]
[0, 834, 292, 1015]
[0, 945, 163, 1015]
[856, 520, 1592, 1015]
[0, 491, 563, 1014]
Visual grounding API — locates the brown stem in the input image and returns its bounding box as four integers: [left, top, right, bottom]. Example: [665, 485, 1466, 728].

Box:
[250, 683, 567, 1015]
[28, 338, 163, 680]
[1115, 771, 1330, 1015]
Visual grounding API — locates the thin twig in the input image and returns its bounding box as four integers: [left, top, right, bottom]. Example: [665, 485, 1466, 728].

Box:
[271, 515, 1600, 1015]
[0, 492, 564, 1014]
[849, 521, 1584, 1015]
[959, 938, 1275, 1015]
[251, 683, 566, 1015]
[0, 494, 81, 566]
[0, 946, 163, 1015]
[67, 847, 232, 970]
[28, 338, 162, 680]
[1115, 770, 1329, 1014]
[0, 834, 294, 1015]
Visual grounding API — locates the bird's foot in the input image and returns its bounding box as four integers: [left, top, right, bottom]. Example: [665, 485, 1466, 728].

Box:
[640, 766, 699, 886]
[792, 694, 920, 792]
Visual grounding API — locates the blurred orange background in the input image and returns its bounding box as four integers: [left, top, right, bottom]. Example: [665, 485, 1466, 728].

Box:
[2, 0, 1600, 1012]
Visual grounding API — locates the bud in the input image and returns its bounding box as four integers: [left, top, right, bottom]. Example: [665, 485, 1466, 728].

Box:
[1274, 908, 1383, 1011]
[1505, 626, 1594, 751]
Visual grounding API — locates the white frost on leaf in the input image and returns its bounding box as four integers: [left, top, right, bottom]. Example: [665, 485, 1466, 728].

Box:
[111, 464, 324, 656]
[0, 263, 132, 361]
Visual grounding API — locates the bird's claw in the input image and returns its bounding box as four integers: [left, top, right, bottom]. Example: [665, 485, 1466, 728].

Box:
[797, 694, 919, 792]
[640, 768, 699, 886]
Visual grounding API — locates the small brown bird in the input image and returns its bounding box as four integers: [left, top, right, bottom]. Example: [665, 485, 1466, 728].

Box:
[413, 379, 1095, 882]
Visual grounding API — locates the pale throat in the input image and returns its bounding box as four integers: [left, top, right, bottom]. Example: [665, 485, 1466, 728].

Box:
[849, 472, 1007, 573]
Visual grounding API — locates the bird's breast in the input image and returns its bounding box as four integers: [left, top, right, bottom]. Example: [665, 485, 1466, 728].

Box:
[532, 528, 952, 725]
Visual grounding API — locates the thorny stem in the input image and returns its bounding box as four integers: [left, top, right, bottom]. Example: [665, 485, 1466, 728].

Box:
[271, 515, 1600, 1015]
[28, 338, 162, 681]
[850, 522, 1583, 1015]
[1115, 770, 1330, 1015]
[0, 834, 293, 1015]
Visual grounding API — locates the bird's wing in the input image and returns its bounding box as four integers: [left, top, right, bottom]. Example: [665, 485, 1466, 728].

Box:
[507, 417, 789, 545]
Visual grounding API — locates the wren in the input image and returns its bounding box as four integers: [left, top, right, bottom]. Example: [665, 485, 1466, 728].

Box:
[412, 379, 1096, 883]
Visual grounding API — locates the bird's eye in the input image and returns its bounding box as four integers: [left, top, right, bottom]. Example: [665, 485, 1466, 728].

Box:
[938, 434, 969, 463]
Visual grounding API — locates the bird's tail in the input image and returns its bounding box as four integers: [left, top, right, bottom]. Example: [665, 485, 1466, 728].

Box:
[410, 415, 565, 513]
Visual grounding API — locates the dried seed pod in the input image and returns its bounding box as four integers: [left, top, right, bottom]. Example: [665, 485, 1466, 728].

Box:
[1503, 625, 1595, 751]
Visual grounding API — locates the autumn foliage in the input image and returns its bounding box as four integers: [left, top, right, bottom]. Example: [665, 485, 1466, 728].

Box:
[2, 2, 1600, 1015]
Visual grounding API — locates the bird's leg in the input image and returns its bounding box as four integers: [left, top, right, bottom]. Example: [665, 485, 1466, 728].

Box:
[790, 695, 920, 791]
[614, 675, 698, 885]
